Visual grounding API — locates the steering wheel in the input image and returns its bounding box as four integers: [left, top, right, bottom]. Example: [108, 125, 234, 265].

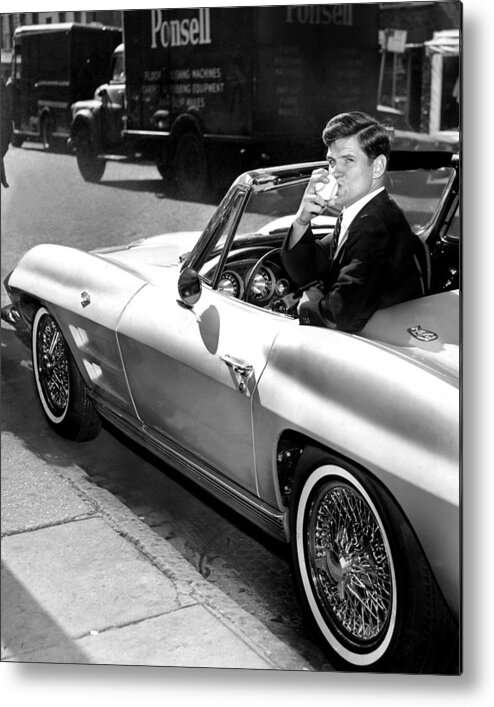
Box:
[243, 247, 282, 304]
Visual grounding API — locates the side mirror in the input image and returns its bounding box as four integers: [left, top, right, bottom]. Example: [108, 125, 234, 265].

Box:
[178, 267, 202, 307]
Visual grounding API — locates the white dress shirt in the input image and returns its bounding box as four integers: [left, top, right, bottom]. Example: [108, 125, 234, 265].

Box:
[334, 186, 385, 257]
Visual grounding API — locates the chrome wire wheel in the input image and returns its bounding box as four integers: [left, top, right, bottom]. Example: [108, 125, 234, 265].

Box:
[31, 307, 102, 441]
[291, 449, 458, 673]
[33, 309, 70, 423]
[294, 465, 397, 668]
[308, 478, 393, 641]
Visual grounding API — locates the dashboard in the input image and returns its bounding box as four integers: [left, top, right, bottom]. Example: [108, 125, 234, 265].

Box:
[209, 247, 301, 315]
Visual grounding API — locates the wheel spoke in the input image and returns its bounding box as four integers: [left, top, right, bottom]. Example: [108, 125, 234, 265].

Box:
[308, 483, 392, 643]
[48, 329, 60, 356]
[37, 315, 69, 414]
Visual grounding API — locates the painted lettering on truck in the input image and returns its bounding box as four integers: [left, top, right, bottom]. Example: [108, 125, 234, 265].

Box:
[286, 4, 354, 26]
[151, 8, 212, 49]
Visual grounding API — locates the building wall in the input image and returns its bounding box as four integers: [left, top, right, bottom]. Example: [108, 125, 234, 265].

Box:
[380, 1, 461, 43]
[379, 1, 461, 131]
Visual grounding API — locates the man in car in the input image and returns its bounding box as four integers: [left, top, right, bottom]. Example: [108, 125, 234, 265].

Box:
[281, 111, 424, 333]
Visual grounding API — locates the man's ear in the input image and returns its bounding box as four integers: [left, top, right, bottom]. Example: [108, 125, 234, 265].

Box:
[372, 154, 387, 179]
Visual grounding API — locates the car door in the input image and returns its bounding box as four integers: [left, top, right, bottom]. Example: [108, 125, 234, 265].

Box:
[117, 276, 293, 495]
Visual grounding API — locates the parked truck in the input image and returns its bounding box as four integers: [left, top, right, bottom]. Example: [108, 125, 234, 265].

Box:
[10, 22, 121, 150]
[70, 5, 380, 196]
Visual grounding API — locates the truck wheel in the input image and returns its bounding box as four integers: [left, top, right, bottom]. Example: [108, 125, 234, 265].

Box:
[11, 132, 24, 148]
[40, 115, 54, 151]
[155, 142, 169, 180]
[290, 446, 457, 673]
[74, 125, 106, 182]
[156, 162, 168, 179]
[32, 307, 102, 441]
[174, 131, 208, 199]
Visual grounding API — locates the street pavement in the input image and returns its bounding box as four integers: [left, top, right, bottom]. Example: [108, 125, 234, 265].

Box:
[0, 381, 315, 670]
[0, 146, 321, 672]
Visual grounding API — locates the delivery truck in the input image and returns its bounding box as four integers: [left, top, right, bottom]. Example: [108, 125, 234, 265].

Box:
[70, 5, 380, 196]
[11, 22, 121, 150]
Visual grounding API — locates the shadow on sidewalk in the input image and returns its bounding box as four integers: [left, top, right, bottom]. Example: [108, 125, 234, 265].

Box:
[1, 562, 89, 663]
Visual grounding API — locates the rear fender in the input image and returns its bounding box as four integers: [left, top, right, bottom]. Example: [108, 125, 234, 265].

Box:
[169, 113, 205, 152]
[171, 112, 204, 136]
[254, 324, 459, 617]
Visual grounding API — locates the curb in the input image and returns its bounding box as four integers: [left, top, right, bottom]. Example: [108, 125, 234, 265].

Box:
[55, 461, 314, 671]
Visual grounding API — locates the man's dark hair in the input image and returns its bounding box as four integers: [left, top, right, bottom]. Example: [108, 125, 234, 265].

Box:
[322, 111, 391, 162]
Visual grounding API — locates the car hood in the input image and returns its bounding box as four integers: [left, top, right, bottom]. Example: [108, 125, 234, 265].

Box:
[358, 290, 459, 385]
[93, 231, 202, 274]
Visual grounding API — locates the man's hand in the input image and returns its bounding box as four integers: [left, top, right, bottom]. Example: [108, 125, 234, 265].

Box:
[297, 285, 323, 314]
[289, 168, 335, 247]
[295, 168, 332, 224]
[297, 286, 336, 329]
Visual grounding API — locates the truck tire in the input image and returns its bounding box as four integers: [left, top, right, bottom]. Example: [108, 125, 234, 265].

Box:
[156, 162, 168, 180]
[74, 125, 106, 182]
[11, 132, 24, 148]
[40, 114, 54, 151]
[156, 143, 171, 181]
[173, 131, 208, 199]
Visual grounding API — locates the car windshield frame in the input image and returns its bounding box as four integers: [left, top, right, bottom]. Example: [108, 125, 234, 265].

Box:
[183, 154, 459, 290]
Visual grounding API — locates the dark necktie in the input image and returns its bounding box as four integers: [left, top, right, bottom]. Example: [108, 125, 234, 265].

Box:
[330, 213, 343, 260]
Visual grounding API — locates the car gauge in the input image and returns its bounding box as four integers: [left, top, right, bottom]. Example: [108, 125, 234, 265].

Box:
[218, 270, 243, 298]
[249, 266, 274, 300]
[275, 278, 290, 297]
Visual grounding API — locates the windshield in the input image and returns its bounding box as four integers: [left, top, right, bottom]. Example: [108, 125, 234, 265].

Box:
[196, 163, 456, 284]
[234, 167, 455, 240]
[235, 181, 313, 236]
[387, 167, 456, 234]
[111, 52, 125, 83]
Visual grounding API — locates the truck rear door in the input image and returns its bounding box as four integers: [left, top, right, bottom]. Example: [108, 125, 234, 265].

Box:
[252, 4, 379, 140]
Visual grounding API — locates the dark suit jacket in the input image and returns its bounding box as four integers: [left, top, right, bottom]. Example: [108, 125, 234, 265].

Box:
[281, 189, 423, 333]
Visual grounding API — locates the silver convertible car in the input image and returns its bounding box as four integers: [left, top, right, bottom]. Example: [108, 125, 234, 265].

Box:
[2, 150, 460, 673]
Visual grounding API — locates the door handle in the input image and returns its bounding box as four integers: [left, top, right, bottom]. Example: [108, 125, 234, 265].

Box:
[220, 353, 254, 375]
[220, 354, 254, 393]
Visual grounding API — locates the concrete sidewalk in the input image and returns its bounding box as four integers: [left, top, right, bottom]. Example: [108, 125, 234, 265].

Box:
[1, 439, 313, 670]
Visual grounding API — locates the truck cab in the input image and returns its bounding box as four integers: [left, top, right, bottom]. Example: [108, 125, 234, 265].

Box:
[70, 44, 127, 181]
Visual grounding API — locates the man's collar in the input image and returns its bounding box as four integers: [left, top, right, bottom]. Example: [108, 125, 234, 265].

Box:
[341, 186, 385, 227]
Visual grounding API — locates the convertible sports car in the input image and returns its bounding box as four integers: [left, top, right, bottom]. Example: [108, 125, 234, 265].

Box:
[2, 150, 460, 673]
